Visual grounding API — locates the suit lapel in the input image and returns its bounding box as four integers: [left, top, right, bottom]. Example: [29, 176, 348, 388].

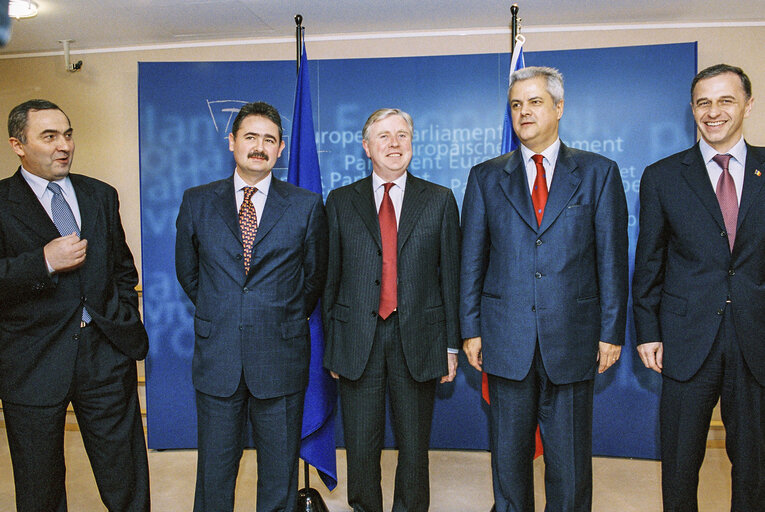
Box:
[680, 145, 726, 231]
[397, 173, 428, 253]
[253, 177, 289, 249]
[6, 169, 60, 241]
[736, 144, 765, 231]
[212, 176, 241, 242]
[70, 175, 99, 238]
[539, 145, 582, 233]
[498, 150, 537, 231]
[350, 175, 382, 249]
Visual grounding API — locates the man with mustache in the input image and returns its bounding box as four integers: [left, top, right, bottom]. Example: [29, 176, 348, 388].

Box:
[460, 67, 629, 511]
[1, 99, 149, 511]
[175, 101, 328, 512]
[633, 64, 765, 511]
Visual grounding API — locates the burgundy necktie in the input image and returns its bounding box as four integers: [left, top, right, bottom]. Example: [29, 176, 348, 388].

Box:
[378, 183, 397, 319]
[531, 154, 549, 227]
[712, 154, 738, 252]
[239, 186, 258, 273]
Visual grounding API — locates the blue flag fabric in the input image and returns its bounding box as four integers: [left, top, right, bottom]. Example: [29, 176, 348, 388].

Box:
[287, 34, 338, 491]
[500, 41, 526, 154]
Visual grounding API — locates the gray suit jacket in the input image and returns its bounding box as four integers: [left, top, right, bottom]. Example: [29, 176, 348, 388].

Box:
[322, 172, 461, 382]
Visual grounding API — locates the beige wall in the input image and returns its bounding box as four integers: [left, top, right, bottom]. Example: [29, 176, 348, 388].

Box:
[1, 26, 764, 281]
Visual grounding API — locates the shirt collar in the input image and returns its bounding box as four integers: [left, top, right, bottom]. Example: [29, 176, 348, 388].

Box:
[520, 138, 561, 167]
[19, 167, 73, 200]
[699, 136, 746, 167]
[372, 170, 407, 191]
[234, 169, 272, 196]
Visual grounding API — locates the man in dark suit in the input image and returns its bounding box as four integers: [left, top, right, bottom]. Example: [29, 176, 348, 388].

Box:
[633, 64, 765, 511]
[0, 99, 149, 511]
[460, 67, 629, 511]
[175, 101, 328, 512]
[323, 108, 461, 512]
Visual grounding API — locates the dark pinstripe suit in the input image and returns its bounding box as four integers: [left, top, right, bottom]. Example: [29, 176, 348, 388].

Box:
[323, 172, 461, 512]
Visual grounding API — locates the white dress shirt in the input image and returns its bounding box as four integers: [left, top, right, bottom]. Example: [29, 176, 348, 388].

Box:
[699, 136, 746, 205]
[520, 138, 561, 194]
[372, 171, 406, 227]
[234, 169, 272, 222]
[21, 167, 82, 228]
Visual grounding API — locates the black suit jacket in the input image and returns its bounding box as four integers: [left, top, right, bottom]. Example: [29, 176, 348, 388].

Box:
[0, 169, 148, 406]
[322, 172, 461, 382]
[633, 143, 765, 385]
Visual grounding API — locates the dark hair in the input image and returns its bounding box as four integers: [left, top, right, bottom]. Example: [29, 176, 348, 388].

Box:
[691, 64, 752, 100]
[231, 102, 282, 140]
[8, 99, 70, 143]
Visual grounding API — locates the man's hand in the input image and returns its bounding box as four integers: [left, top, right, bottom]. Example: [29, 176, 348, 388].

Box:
[440, 353, 458, 383]
[637, 342, 663, 373]
[44, 233, 87, 273]
[463, 336, 482, 372]
[597, 341, 622, 373]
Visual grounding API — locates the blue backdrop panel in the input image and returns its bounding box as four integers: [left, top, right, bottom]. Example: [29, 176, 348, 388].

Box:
[140, 42, 697, 458]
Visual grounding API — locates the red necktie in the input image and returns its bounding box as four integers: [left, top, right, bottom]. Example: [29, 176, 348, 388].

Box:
[531, 154, 549, 226]
[378, 183, 397, 319]
[239, 186, 258, 273]
[712, 154, 738, 252]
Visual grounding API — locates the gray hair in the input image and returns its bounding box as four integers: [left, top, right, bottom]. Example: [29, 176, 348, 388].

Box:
[362, 108, 414, 140]
[508, 66, 564, 105]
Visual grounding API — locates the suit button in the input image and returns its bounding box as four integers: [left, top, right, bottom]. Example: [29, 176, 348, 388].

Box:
[728, 269, 735, 276]
[374, 279, 380, 286]
[377, 249, 382, 256]
[720, 231, 727, 238]
[371, 311, 377, 317]
[73, 333, 80, 341]
[534, 272, 542, 279]
[80, 296, 87, 302]
[243, 287, 249, 293]
[716, 309, 724, 315]
[531, 305, 536, 312]
[239, 325, 243, 331]
[235, 254, 243, 260]
[535, 239, 542, 246]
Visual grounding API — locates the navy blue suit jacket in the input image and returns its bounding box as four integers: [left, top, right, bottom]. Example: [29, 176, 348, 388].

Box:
[175, 175, 328, 399]
[460, 144, 629, 385]
[633, 143, 765, 386]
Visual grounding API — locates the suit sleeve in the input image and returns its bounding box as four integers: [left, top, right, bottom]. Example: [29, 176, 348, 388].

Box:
[321, 191, 340, 355]
[0, 242, 54, 305]
[302, 195, 328, 317]
[440, 189, 462, 350]
[631, 166, 666, 344]
[175, 190, 199, 306]
[459, 166, 490, 340]
[594, 161, 629, 345]
[108, 188, 141, 313]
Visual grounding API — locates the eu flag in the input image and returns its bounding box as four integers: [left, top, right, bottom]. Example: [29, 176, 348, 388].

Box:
[287, 34, 338, 491]
[500, 40, 526, 154]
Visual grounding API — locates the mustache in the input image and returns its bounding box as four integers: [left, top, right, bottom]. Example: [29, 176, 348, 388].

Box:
[247, 151, 269, 160]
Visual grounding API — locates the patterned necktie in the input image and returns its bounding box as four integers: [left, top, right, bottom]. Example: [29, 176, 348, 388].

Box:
[239, 186, 258, 273]
[712, 154, 738, 252]
[531, 154, 549, 227]
[48, 182, 91, 324]
[378, 182, 397, 319]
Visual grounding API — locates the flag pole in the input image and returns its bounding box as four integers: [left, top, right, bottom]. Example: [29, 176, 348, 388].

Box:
[295, 14, 303, 74]
[511, 3, 519, 54]
[292, 15, 331, 512]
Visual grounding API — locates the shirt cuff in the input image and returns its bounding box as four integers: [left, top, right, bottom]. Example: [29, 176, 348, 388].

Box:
[447, 348, 459, 354]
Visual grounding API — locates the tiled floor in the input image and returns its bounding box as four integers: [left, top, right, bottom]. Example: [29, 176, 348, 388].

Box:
[0, 428, 732, 511]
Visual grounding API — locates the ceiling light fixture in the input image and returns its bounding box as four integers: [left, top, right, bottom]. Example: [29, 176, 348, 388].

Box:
[8, 0, 39, 20]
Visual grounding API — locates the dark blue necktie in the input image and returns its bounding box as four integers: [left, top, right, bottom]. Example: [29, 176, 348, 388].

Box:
[48, 182, 91, 324]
